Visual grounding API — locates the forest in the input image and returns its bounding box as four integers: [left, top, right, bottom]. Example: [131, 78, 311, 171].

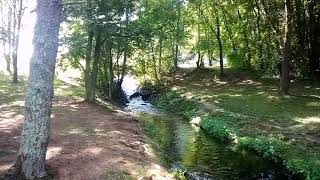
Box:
[0, 0, 320, 179]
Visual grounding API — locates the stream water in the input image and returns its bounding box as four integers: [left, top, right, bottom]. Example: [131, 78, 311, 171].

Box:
[122, 77, 294, 180]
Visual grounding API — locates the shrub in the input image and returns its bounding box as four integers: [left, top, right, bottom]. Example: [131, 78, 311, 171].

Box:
[237, 137, 287, 161]
[200, 116, 233, 142]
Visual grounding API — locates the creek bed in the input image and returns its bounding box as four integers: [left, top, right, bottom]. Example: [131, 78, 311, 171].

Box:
[122, 77, 295, 180]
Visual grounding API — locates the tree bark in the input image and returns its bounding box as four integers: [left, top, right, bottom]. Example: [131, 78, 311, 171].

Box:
[119, 3, 130, 86]
[84, 0, 94, 102]
[254, 0, 264, 70]
[216, 16, 224, 77]
[309, 0, 320, 80]
[14, 0, 62, 179]
[89, 28, 102, 102]
[6, 7, 12, 73]
[12, 0, 23, 83]
[280, 0, 293, 95]
[107, 44, 114, 98]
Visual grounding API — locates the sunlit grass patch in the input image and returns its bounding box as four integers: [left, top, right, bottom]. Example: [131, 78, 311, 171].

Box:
[54, 78, 85, 99]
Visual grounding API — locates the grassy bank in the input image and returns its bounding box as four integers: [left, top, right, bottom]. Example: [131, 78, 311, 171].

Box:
[152, 68, 320, 179]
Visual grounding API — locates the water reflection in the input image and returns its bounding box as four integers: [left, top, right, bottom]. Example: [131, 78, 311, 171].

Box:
[122, 76, 292, 180]
[138, 113, 292, 180]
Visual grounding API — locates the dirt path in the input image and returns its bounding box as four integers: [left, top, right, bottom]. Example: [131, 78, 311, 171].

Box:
[0, 96, 172, 179]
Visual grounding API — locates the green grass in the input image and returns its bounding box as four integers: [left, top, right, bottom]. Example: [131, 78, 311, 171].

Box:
[0, 72, 85, 102]
[54, 78, 85, 99]
[152, 68, 320, 179]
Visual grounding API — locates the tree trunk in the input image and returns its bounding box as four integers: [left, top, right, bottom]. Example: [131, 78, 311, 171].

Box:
[309, 1, 320, 80]
[89, 28, 102, 103]
[237, 9, 251, 69]
[6, 8, 12, 73]
[12, 0, 23, 84]
[254, 0, 264, 70]
[280, 0, 293, 95]
[107, 44, 114, 98]
[151, 41, 159, 82]
[174, 43, 179, 68]
[84, 0, 94, 102]
[119, 50, 127, 87]
[119, 3, 129, 86]
[196, 18, 201, 69]
[174, 1, 181, 69]
[216, 16, 224, 77]
[158, 35, 163, 76]
[221, 8, 237, 53]
[13, 0, 62, 179]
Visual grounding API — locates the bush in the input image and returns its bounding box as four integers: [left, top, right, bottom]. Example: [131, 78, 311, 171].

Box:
[237, 137, 287, 161]
[227, 52, 246, 69]
[200, 116, 233, 142]
[286, 158, 320, 180]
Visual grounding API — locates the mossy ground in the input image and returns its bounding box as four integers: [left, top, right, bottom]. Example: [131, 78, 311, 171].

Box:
[154, 68, 320, 179]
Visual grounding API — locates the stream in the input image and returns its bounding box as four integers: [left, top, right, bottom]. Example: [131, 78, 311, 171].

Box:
[122, 77, 294, 180]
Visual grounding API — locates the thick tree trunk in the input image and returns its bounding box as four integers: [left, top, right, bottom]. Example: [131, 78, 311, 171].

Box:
[89, 28, 102, 102]
[309, 1, 320, 80]
[84, 0, 94, 102]
[280, 0, 293, 95]
[84, 30, 94, 102]
[14, 0, 62, 179]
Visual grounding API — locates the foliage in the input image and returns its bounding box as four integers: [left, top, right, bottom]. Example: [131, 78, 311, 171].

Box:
[173, 169, 186, 180]
[200, 116, 233, 142]
[286, 158, 320, 180]
[227, 52, 246, 69]
[237, 137, 287, 161]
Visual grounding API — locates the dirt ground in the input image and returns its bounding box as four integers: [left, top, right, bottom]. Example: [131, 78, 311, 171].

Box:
[0, 89, 172, 179]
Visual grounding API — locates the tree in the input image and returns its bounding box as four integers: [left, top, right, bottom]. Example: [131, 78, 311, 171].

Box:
[0, 0, 24, 83]
[12, 0, 24, 83]
[9, 0, 62, 179]
[280, 0, 293, 95]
